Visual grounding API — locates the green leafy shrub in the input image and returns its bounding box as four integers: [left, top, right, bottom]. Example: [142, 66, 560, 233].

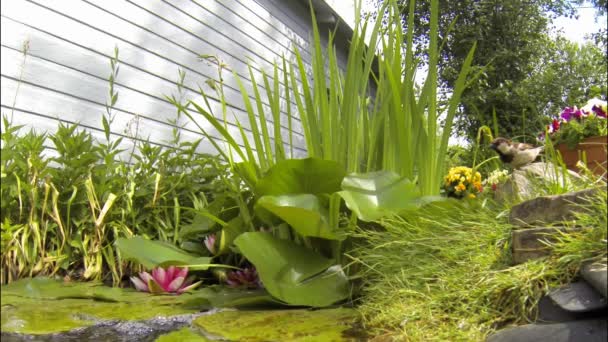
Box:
[0, 116, 228, 285]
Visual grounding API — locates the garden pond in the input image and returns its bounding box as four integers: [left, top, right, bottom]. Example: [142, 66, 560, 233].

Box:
[0, 278, 366, 341]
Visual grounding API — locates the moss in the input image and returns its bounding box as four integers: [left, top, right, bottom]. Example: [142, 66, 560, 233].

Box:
[193, 308, 362, 341]
[0, 278, 201, 335]
[155, 327, 212, 342]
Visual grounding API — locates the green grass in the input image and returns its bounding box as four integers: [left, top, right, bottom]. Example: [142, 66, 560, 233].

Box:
[348, 189, 607, 341]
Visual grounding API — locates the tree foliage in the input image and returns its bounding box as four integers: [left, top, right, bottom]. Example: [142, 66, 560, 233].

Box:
[367, 0, 605, 142]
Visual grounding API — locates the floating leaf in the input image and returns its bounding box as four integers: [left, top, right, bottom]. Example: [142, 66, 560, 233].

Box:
[256, 158, 346, 196]
[255, 194, 344, 240]
[234, 232, 350, 307]
[339, 171, 439, 221]
[116, 236, 213, 270]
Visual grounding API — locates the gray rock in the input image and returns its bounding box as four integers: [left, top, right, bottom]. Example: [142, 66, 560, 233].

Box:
[509, 188, 598, 227]
[582, 262, 608, 298]
[494, 162, 581, 202]
[548, 281, 607, 313]
[537, 296, 583, 323]
[511, 226, 580, 264]
[486, 319, 607, 342]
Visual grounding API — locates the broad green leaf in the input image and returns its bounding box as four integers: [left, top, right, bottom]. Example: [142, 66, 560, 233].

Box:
[255, 194, 344, 240]
[256, 158, 346, 196]
[116, 236, 212, 270]
[234, 232, 350, 307]
[339, 171, 436, 221]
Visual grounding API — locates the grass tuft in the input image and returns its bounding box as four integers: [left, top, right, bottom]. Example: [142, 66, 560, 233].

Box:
[349, 190, 607, 341]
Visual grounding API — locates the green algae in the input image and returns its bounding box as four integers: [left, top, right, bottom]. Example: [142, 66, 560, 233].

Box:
[155, 327, 212, 342]
[1, 278, 363, 340]
[1, 294, 196, 334]
[0, 278, 202, 334]
[193, 308, 362, 341]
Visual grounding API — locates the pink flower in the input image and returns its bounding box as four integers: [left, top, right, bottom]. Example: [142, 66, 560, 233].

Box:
[226, 267, 263, 289]
[551, 118, 560, 132]
[204, 233, 216, 255]
[560, 107, 583, 121]
[130, 266, 201, 294]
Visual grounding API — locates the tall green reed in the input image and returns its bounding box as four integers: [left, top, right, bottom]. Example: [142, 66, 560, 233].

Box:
[174, 0, 476, 196]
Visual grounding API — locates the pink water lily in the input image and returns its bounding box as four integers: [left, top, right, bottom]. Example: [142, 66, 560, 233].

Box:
[204, 233, 216, 255]
[130, 266, 201, 294]
[226, 266, 263, 289]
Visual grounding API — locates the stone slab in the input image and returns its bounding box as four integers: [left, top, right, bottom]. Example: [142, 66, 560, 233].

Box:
[486, 319, 607, 342]
[548, 281, 607, 313]
[537, 295, 582, 323]
[509, 188, 598, 227]
[582, 262, 608, 298]
[511, 226, 579, 264]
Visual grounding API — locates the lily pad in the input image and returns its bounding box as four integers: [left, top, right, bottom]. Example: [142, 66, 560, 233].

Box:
[256, 158, 346, 196]
[193, 308, 362, 341]
[256, 194, 344, 240]
[234, 232, 350, 307]
[339, 171, 440, 221]
[116, 236, 213, 270]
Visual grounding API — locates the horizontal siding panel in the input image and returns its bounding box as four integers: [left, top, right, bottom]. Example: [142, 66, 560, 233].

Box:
[0, 0, 349, 161]
[0, 17, 303, 137]
[217, 0, 311, 60]
[0, 73, 306, 157]
[1, 0, 306, 133]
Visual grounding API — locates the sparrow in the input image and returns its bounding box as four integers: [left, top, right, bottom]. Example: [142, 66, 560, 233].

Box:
[489, 137, 544, 169]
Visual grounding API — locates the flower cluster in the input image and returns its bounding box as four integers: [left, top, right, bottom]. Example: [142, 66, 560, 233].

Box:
[539, 98, 607, 148]
[483, 169, 510, 192]
[130, 266, 201, 295]
[443, 166, 483, 199]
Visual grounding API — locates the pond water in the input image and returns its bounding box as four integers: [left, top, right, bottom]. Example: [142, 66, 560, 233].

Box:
[1, 278, 367, 341]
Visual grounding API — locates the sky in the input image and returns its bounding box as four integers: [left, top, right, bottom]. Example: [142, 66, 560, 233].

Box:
[325, 0, 607, 44]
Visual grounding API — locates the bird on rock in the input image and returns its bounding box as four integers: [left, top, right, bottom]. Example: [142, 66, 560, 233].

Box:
[489, 137, 544, 169]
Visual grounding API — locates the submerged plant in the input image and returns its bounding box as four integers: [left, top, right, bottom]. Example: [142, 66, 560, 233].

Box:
[130, 266, 201, 294]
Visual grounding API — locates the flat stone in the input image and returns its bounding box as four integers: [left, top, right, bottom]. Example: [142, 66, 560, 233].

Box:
[494, 163, 581, 202]
[582, 262, 608, 298]
[486, 319, 607, 342]
[511, 227, 579, 264]
[548, 281, 607, 313]
[537, 295, 581, 323]
[509, 188, 599, 227]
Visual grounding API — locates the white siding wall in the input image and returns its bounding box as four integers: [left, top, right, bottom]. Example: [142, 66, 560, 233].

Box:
[0, 0, 346, 160]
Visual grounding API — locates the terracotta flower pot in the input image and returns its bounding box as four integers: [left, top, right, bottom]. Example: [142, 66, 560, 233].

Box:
[556, 135, 608, 177]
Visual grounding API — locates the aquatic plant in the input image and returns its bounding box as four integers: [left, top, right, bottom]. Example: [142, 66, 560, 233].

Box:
[130, 266, 201, 294]
[226, 267, 262, 289]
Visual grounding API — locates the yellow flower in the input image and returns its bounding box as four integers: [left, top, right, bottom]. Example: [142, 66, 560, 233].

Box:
[468, 193, 476, 199]
[455, 183, 466, 192]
